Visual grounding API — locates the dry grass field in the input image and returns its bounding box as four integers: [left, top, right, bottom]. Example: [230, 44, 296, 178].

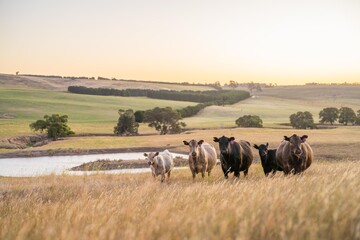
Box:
[0, 161, 359, 240]
[1, 75, 360, 239]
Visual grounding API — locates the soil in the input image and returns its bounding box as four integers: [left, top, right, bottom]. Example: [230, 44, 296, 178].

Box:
[0, 134, 49, 150]
[70, 156, 189, 171]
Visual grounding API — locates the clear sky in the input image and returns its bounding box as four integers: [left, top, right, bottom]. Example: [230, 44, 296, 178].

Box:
[1, 0, 359, 85]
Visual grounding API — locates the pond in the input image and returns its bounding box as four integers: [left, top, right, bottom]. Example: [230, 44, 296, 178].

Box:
[0, 152, 188, 177]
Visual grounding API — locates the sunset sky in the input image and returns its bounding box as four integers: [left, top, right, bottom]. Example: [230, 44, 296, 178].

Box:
[0, 0, 359, 85]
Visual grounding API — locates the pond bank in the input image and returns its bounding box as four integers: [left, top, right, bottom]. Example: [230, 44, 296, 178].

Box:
[70, 157, 189, 171]
[0, 146, 187, 159]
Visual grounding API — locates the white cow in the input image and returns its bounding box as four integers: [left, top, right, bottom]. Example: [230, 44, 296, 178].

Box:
[144, 150, 174, 182]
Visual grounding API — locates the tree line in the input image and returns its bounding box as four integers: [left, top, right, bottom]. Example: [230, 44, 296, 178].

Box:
[68, 86, 249, 104]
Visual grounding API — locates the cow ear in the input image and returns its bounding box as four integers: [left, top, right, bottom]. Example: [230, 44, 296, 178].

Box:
[154, 152, 159, 156]
[300, 135, 308, 142]
[183, 140, 189, 145]
[213, 137, 219, 142]
[253, 144, 259, 149]
[144, 153, 148, 157]
[284, 136, 290, 141]
[198, 140, 204, 145]
[266, 142, 269, 147]
[229, 137, 235, 141]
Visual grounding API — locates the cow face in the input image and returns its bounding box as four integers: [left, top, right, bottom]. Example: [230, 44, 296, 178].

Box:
[284, 135, 304, 157]
[254, 143, 268, 157]
[183, 139, 204, 158]
[144, 152, 159, 165]
[213, 136, 235, 155]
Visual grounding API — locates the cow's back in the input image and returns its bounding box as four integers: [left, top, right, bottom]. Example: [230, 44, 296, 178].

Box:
[239, 141, 253, 170]
[201, 142, 217, 171]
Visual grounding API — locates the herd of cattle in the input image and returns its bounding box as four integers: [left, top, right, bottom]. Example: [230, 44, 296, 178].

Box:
[143, 134, 314, 182]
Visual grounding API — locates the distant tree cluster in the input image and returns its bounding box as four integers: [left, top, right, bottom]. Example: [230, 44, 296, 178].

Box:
[319, 107, 359, 126]
[288, 106, 360, 129]
[29, 114, 75, 140]
[290, 111, 315, 129]
[68, 86, 249, 105]
[177, 103, 212, 118]
[144, 107, 186, 135]
[235, 115, 263, 128]
[114, 109, 139, 136]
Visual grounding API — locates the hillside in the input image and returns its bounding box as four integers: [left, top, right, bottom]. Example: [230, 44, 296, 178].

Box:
[1, 73, 359, 138]
[185, 85, 360, 128]
[0, 73, 216, 91]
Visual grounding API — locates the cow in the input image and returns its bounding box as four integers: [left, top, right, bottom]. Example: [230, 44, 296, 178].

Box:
[276, 134, 313, 174]
[253, 143, 283, 176]
[183, 139, 217, 179]
[144, 150, 174, 182]
[213, 136, 253, 179]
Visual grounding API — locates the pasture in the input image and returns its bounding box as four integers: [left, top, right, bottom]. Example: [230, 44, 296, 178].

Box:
[0, 161, 359, 240]
[186, 85, 360, 128]
[0, 88, 196, 138]
[1, 75, 360, 239]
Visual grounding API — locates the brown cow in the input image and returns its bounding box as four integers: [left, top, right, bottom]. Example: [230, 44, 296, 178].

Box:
[183, 139, 217, 179]
[276, 134, 313, 174]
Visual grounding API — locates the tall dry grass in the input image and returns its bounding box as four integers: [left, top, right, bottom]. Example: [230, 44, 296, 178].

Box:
[1, 161, 359, 240]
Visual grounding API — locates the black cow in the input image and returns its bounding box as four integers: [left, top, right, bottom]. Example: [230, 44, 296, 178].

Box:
[253, 143, 283, 176]
[213, 136, 253, 179]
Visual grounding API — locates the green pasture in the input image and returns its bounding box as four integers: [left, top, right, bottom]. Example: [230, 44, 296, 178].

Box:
[1, 84, 359, 138]
[0, 88, 197, 137]
[185, 85, 360, 128]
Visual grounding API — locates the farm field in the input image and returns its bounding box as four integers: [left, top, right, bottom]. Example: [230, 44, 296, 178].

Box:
[0, 88, 197, 138]
[0, 74, 215, 91]
[1, 127, 359, 163]
[1, 75, 360, 239]
[186, 85, 360, 128]
[0, 161, 359, 239]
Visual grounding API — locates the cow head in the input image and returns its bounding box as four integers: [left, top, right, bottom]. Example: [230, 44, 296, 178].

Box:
[284, 134, 306, 157]
[213, 136, 234, 155]
[253, 143, 269, 158]
[183, 139, 204, 158]
[144, 152, 159, 166]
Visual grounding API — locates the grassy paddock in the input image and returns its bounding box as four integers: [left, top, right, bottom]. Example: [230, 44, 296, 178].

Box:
[3, 127, 359, 161]
[0, 161, 359, 240]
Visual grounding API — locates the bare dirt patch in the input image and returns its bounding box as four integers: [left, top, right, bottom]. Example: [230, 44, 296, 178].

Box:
[0, 134, 49, 149]
[70, 156, 189, 171]
[0, 113, 16, 119]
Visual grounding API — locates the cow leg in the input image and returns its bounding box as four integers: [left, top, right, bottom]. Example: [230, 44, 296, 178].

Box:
[201, 171, 205, 178]
[243, 169, 249, 177]
[221, 165, 229, 179]
[271, 169, 277, 176]
[167, 171, 171, 180]
[161, 173, 165, 182]
[234, 171, 240, 178]
[191, 169, 196, 179]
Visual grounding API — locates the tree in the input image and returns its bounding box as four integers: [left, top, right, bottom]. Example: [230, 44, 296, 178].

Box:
[338, 107, 356, 125]
[134, 110, 145, 123]
[114, 109, 139, 135]
[319, 107, 339, 125]
[355, 110, 360, 125]
[144, 107, 186, 135]
[229, 80, 238, 88]
[289, 111, 315, 129]
[235, 115, 263, 128]
[29, 114, 75, 140]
